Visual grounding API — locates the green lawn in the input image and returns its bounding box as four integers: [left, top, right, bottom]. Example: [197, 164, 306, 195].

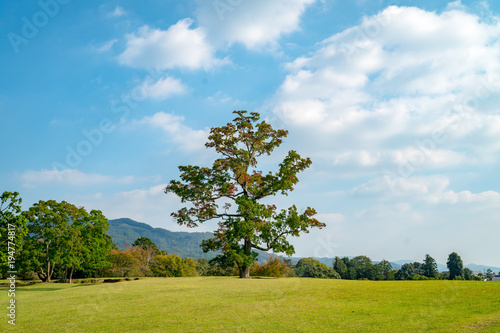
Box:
[1, 277, 500, 332]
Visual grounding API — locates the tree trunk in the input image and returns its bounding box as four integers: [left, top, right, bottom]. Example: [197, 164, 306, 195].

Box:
[46, 261, 51, 283]
[239, 237, 252, 278]
[69, 267, 74, 283]
[239, 265, 250, 278]
[37, 271, 48, 283]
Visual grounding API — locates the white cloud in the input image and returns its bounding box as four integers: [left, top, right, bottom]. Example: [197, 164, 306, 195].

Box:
[95, 39, 118, 53]
[133, 112, 209, 151]
[118, 19, 226, 70]
[270, 5, 500, 171]
[142, 76, 187, 100]
[352, 174, 500, 206]
[20, 169, 137, 187]
[196, 0, 316, 49]
[108, 6, 126, 18]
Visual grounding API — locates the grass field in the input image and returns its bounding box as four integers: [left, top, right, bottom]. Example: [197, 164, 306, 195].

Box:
[1, 277, 500, 332]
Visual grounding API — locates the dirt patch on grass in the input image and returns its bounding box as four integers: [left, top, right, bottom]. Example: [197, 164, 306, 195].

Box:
[468, 315, 500, 331]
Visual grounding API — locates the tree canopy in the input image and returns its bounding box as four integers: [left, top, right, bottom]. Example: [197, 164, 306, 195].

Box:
[447, 252, 464, 280]
[21, 200, 113, 282]
[166, 111, 324, 278]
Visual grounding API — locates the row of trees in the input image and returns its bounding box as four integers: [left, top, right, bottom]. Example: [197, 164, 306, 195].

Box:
[0, 190, 492, 282]
[331, 252, 481, 281]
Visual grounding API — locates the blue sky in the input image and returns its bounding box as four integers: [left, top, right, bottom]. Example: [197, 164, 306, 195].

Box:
[2, 0, 500, 266]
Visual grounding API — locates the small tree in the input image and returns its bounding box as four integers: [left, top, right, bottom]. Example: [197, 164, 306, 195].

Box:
[463, 267, 473, 281]
[422, 254, 438, 279]
[395, 263, 416, 280]
[133, 237, 160, 266]
[333, 256, 347, 278]
[447, 252, 463, 280]
[166, 111, 324, 278]
[374, 260, 394, 280]
[350, 255, 373, 279]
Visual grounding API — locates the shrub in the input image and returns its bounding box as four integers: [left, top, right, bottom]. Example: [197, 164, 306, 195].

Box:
[250, 258, 293, 277]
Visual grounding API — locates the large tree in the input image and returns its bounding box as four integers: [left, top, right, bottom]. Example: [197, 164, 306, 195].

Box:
[166, 111, 324, 278]
[22, 200, 112, 282]
[446, 252, 463, 280]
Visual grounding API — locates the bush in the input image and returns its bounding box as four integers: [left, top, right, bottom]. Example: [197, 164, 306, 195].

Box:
[294, 257, 340, 279]
[250, 257, 293, 277]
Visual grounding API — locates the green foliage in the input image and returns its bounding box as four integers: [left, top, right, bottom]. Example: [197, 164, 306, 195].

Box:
[447, 252, 463, 280]
[373, 260, 394, 280]
[133, 237, 159, 253]
[166, 111, 324, 278]
[350, 256, 373, 279]
[0, 191, 28, 276]
[422, 254, 438, 278]
[463, 267, 473, 281]
[294, 257, 339, 279]
[333, 256, 347, 278]
[20, 200, 113, 282]
[196, 258, 211, 276]
[395, 263, 416, 280]
[250, 257, 293, 277]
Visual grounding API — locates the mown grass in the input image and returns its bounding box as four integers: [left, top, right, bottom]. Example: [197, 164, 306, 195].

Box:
[1, 277, 500, 332]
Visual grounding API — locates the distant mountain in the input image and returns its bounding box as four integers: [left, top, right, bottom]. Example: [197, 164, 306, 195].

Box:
[108, 218, 216, 259]
[465, 263, 500, 274]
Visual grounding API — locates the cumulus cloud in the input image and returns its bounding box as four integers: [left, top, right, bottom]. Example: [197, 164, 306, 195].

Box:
[118, 19, 226, 70]
[132, 112, 209, 151]
[142, 76, 187, 100]
[270, 5, 500, 170]
[196, 0, 316, 49]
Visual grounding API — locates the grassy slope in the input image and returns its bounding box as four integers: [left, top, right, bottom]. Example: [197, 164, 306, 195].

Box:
[1, 278, 500, 332]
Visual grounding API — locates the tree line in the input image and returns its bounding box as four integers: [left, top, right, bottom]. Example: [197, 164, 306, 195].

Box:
[0, 191, 493, 281]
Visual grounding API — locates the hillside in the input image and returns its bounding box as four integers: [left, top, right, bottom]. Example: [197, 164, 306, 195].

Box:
[108, 218, 217, 259]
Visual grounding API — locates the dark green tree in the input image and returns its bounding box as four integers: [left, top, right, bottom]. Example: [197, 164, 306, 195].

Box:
[374, 260, 394, 280]
[350, 255, 373, 279]
[463, 267, 473, 281]
[486, 269, 494, 280]
[166, 111, 324, 278]
[412, 262, 424, 276]
[446, 252, 463, 280]
[333, 256, 347, 278]
[347, 267, 357, 280]
[395, 263, 416, 280]
[422, 254, 438, 278]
